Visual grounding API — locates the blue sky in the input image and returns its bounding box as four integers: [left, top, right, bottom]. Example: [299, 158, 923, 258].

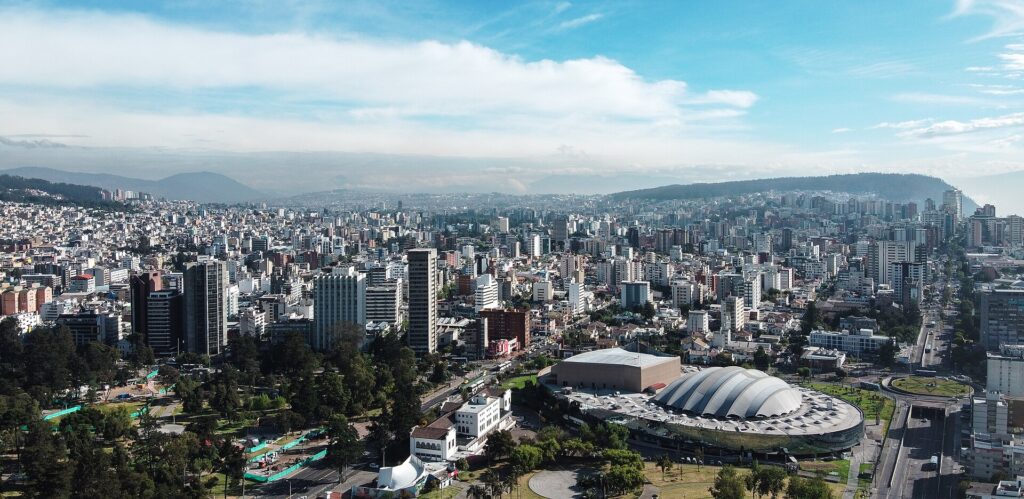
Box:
[0, 0, 1023, 195]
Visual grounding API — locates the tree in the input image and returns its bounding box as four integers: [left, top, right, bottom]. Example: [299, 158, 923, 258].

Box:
[605, 465, 645, 495]
[510, 444, 543, 473]
[801, 300, 823, 334]
[326, 415, 362, 483]
[877, 339, 897, 368]
[22, 419, 72, 499]
[695, 446, 705, 471]
[657, 453, 673, 480]
[786, 475, 834, 499]
[467, 484, 488, 499]
[481, 468, 505, 498]
[756, 466, 787, 499]
[175, 376, 205, 414]
[317, 370, 351, 420]
[218, 439, 246, 499]
[798, 367, 811, 378]
[485, 429, 516, 462]
[753, 345, 771, 370]
[709, 465, 745, 499]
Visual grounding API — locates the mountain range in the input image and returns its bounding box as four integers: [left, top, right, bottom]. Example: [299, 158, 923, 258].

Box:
[612, 173, 978, 211]
[0, 174, 119, 207]
[1, 167, 265, 204]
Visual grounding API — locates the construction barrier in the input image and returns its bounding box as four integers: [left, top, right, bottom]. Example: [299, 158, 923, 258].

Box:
[247, 441, 269, 453]
[245, 449, 327, 483]
[42, 405, 82, 421]
[145, 369, 159, 380]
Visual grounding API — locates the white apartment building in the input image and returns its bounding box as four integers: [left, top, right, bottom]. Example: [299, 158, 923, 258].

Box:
[808, 329, 890, 357]
[988, 345, 1024, 397]
[475, 274, 499, 312]
[455, 394, 503, 438]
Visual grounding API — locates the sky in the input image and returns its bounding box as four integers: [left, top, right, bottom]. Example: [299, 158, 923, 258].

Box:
[1, 0, 1024, 197]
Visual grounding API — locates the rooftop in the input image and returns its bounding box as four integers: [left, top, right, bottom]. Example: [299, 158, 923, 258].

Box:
[561, 347, 678, 369]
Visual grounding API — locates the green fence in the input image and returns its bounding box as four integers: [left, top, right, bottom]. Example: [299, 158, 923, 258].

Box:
[42, 405, 82, 421]
[145, 369, 159, 380]
[245, 449, 327, 483]
[247, 441, 269, 453]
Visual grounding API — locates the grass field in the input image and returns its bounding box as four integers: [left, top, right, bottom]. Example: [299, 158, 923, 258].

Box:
[806, 383, 895, 426]
[420, 482, 465, 499]
[502, 374, 537, 390]
[799, 459, 850, 482]
[96, 401, 144, 415]
[891, 376, 969, 397]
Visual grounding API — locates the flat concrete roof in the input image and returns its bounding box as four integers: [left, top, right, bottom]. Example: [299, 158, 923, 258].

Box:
[561, 347, 678, 369]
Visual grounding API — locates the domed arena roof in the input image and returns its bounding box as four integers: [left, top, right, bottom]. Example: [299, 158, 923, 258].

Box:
[652, 366, 802, 419]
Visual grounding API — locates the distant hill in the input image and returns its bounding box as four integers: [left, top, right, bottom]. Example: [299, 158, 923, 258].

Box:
[612, 172, 976, 209]
[0, 174, 119, 207]
[2, 167, 265, 203]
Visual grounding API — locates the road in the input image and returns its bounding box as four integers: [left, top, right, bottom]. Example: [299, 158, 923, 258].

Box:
[250, 461, 376, 499]
[873, 266, 967, 499]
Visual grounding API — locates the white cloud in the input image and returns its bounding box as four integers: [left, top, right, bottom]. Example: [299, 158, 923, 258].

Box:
[553, 2, 572, 14]
[0, 8, 755, 124]
[902, 112, 1024, 136]
[691, 90, 759, 108]
[831, 127, 854, 133]
[557, 13, 603, 30]
[951, 0, 1024, 40]
[891, 92, 991, 105]
[872, 119, 934, 129]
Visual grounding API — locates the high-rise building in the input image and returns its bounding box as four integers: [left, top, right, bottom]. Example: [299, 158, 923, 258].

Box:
[131, 271, 162, 342]
[479, 309, 530, 351]
[981, 289, 1024, 350]
[407, 248, 438, 355]
[721, 296, 745, 333]
[988, 345, 1024, 397]
[532, 279, 554, 302]
[943, 188, 963, 220]
[890, 261, 925, 306]
[688, 310, 709, 334]
[620, 280, 651, 310]
[366, 280, 402, 325]
[567, 281, 586, 316]
[475, 274, 499, 312]
[313, 266, 367, 351]
[183, 260, 228, 356]
[146, 290, 184, 357]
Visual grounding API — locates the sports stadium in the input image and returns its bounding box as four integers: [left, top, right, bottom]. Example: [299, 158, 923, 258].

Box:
[546, 352, 864, 456]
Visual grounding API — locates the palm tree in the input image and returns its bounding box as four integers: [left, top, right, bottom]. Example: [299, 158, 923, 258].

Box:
[466, 484, 488, 499]
[482, 469, 504, 498]
[657, 453, 673, 480]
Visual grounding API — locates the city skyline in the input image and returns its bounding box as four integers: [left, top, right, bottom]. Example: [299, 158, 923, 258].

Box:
[1, 1, 1024, 199]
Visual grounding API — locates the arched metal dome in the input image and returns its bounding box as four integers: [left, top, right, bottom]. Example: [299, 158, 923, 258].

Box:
[652, 366, 802, 419]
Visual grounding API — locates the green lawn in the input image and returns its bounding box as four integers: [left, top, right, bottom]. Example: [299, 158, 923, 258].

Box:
[502, 374, 537, 390]
[891, 376, 969, 397]
[96, 401, 144, 415]
[806, 383, 895, 427]
[800, 459, 850, 482]
[204, 472, 250, 497]
[420, 482, 465, 499]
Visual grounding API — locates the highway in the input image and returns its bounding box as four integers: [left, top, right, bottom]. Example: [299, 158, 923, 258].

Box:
[873, 265, 966, 499]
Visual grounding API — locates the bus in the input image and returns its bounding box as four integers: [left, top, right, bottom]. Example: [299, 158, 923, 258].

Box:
[464, 377, 485, 392]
